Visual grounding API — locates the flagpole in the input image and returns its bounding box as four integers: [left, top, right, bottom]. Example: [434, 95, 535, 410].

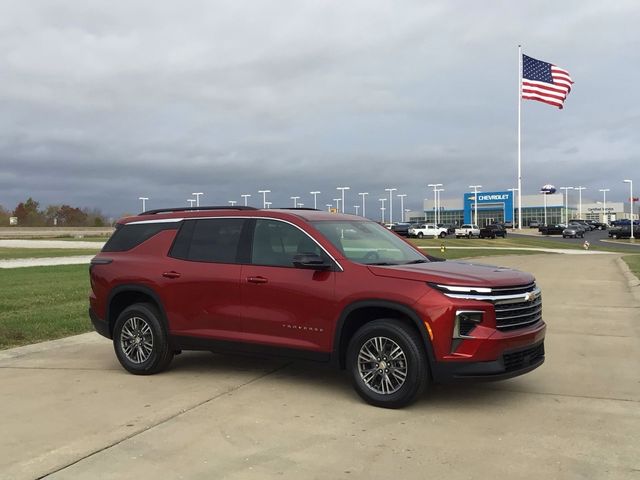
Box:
[517, 45, 522, 229]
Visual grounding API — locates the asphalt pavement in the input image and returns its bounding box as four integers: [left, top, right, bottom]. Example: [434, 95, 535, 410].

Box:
[0, 254, 639, 479]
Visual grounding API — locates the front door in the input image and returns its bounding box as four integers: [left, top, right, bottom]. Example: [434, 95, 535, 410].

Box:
[240, 219, 336, 352]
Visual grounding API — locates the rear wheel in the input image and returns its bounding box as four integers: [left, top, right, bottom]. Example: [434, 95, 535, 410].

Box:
[439, 232, 446, 238]
[113, 303, 174, 375]
[347, 319, 429, 408]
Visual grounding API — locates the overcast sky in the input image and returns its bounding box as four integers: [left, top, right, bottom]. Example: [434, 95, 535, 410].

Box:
[1, 0, 638, 218]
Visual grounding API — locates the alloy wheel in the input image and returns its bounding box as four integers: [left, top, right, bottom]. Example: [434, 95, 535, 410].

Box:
[120, 316, 154, 364]
[357, 336, 408, 395]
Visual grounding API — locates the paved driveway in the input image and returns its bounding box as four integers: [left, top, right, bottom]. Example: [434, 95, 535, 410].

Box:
[0, 254, 638, 479]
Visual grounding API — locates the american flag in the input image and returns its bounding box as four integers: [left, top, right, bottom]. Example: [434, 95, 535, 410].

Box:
[522, 54, 573, 109]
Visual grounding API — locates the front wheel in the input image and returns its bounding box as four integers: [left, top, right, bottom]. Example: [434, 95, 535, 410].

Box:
[417, 232, 424, 239]
[346, 319, 429, 408]
[439, 232, 446, 238]
[113, 303, 174, 375]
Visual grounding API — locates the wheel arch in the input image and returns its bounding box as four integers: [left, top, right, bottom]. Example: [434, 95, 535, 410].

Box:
[332, 300, 435, 371]
[106, 285, 169, 337]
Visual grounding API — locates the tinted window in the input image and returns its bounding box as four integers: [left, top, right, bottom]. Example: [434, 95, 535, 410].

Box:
[102, 222, 178, 252]
[170, 218, 245, 263]
[251, 219, 322, 267]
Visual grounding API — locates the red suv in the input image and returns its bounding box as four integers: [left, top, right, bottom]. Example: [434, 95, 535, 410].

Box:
[89, 206, 545, 408]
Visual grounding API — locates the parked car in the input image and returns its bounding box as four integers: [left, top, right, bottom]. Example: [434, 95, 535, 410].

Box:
[569, 219, 594, 231]
[409, 224, 448, 238]
[454, 224, 480, 238]
[503, 221, 514, 229]
[529, 220, 540, 228]
[438, 223, 456, 234]
[479, 224, 508, 239]
[89, 206, 545, 408]
[586, 221, 607, 230]
[563, 225, 585, 238]
[539, 224, 565, 235]
[390, 223, 411, 237]
[608, 226, 640, 239]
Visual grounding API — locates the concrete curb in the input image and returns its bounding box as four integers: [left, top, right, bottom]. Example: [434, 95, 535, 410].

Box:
[0, 332, 105, 361]
[615, 256, 640, 305]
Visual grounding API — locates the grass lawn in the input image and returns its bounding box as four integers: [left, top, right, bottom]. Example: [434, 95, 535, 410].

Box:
[410, 235, 630, 253]
[0, 247, 100, 260]
[418, 248, 548, 260]
[0, 265, 92, 349]
[622, 255, 640, 280]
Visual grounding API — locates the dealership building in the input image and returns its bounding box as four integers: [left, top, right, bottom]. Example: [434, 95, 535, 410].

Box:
[417, 190, 631, 227]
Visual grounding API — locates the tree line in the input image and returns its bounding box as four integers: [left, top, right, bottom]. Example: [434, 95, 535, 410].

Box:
[0, 198, 110, 227]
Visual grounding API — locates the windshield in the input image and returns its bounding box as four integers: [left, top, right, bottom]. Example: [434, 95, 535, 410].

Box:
[312, 220, 428, 265]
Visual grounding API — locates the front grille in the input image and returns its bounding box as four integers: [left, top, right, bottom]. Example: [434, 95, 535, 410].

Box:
[503, 343, 545, 372]
[494, 295, 543, 331]
[435, 281, 543, 332]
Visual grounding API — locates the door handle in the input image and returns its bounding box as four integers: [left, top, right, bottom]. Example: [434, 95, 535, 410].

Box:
[247, 276, 268, 284]
[162, 271, 181, 279]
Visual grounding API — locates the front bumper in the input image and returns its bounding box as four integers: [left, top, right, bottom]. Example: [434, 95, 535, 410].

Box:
[431, 340, 545, 383]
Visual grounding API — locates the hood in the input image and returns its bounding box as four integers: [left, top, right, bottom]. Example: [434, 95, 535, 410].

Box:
[367, 261, 534, 288]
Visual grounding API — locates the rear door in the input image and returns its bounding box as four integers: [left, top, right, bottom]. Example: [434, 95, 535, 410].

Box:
[240, 218, 337, 353]
[160, 218, 249, 340]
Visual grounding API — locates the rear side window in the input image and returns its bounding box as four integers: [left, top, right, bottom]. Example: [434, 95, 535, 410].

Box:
[170, 218, 246, 263]
[102, 222, 178, 252]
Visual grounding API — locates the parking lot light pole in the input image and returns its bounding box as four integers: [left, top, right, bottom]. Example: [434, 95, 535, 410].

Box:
[575, 186, 586, 219]
[241, 194, 251, 206]
[326, 203, 333, 212]
[560, 187, 573, 225]
[599, 188, 610, 224]
[435, 188, 444, 224]
[624, 179, 634, 240]
[310, 191, 321, 210]
[336, 187, 350, 213]
[428, 183, 442, 224]
[354, 205, 360, 215]
[265, 201, 272, 209]
[192, 192, 203, 207]
[291, 196, 300, 208]
[397, 194, 407, 222]
[138, 197, 149, 212]
[469, 185, 482, 226]
[379, 198, 387, 223]
[187, 199, 196, 207]
[358, 192, 369, 218]
[508, 188, 518, 226]
[258, 190, 271, 209]
[333, 198, 341, 211]
[385, 188, 397, 224]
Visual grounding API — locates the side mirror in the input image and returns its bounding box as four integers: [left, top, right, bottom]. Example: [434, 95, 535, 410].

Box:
[292, 253, 331, 270]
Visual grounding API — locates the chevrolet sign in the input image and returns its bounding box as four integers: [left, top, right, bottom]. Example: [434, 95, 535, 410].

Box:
[478, 194, 509, 201]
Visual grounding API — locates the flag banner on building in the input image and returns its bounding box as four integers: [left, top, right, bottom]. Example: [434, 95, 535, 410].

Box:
[522, 54, 573, 109]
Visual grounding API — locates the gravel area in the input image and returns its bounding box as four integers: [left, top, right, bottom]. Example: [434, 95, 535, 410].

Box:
[0, 256, 95, 269]
[0, 239, 105, 249]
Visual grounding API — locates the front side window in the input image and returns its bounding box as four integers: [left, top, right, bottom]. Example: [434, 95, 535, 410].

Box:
[170, 218, 245, 263]
[251, 219, 323, 267]
[312, 220, 428, 265]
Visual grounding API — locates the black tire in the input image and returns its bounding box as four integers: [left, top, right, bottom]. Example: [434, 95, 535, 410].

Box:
[491, 234, 496, 239]
[113, 303, 174, 375]
[346, 319, 429, 409]
[417, 232, 424, 239]
[466, 233, 471, 239]
[439, 232, 446, 238]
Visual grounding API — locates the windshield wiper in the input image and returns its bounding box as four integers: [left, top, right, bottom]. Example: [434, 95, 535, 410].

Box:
[365, 262, 399, 266]
[404, 259, 428, 264]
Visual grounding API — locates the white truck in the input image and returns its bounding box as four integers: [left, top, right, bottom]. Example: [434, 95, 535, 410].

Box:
[408, 224, 448, 238]
[455, 224, 480, 238]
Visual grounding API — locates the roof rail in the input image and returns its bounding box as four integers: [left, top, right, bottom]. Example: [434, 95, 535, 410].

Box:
[276, 207, 320, 211]
[140, 206, 258, 215]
